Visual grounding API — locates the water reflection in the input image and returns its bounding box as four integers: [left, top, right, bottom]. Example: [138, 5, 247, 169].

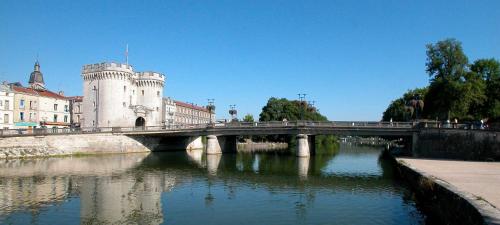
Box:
[0, 145, 425, 225]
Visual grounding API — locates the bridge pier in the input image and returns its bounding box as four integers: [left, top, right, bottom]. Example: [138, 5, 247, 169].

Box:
[296, 134, 310, 157]
[206, 135, 237, 154]
[186, 136, 204, 150]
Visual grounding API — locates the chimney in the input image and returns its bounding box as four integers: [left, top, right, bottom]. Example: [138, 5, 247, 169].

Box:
[58, 91, 64, 96]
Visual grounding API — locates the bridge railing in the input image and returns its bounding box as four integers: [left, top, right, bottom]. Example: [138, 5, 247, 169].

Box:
[0, 121, 491, 137]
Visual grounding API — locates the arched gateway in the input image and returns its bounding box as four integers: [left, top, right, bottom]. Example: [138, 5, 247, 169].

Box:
[135, 117, 145, 128]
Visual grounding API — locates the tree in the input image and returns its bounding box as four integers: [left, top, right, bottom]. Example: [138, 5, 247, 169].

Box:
[470, 58, 500, 119]
[382, 88, 427, 121]
[243, 114, 254, 122]
[424, 39, 471, 120]
[259, 97, 327, 122]
[425, 38, 469, 82]
[258, 97, 328, 143]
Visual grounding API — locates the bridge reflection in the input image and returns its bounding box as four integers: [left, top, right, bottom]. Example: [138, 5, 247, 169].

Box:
[0, 147, 396, 224]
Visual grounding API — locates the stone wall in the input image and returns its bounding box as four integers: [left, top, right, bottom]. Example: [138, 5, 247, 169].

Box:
[414, 129, 500, 161]
[0, 133, 160, 159]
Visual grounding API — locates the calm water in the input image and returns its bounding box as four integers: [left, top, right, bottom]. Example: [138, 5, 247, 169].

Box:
[0, 144, 426, 225]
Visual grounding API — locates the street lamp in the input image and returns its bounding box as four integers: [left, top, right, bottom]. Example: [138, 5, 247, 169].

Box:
[229, 105, 237, 122]
[207, 99, 215, 124]
[297, 93, 307, 121]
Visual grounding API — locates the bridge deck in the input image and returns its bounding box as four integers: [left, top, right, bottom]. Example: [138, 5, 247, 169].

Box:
[0, 121, 417, 138]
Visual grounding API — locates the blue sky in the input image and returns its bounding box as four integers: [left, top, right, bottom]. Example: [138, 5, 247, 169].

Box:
[1, 0, 499, 120]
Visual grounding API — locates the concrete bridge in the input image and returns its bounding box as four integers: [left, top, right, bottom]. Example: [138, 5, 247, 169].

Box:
[0, 121, 417, 157]
[123, 121, 416, 157]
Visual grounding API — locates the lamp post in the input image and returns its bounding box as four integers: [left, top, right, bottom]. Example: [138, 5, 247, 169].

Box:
[229, 105, 237, 122]
[207, 99, 215, 124]
[297, 93, 307, 121]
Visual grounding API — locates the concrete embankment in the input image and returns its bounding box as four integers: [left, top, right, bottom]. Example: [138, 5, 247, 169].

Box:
[237, 142, 288, 153]
[390, 154, 500, 225]
[0, 133, 159, 159]
[413, 129, 500, 160]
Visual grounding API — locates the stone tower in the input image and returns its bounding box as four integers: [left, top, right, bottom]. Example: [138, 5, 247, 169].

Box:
[81, 62, 165, 128]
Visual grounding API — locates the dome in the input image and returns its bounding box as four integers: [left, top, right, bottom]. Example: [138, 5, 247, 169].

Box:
[28, 61, 45, 88]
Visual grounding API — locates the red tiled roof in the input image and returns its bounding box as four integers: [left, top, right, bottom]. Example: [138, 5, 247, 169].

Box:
[174, 100, 209, 112]
[13, 86, 67, 100]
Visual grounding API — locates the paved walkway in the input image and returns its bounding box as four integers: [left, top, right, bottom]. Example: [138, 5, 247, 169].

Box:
[397, 158, 500, 223]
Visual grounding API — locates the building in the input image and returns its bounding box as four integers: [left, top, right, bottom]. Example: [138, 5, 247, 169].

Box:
[162, 97, 176, 127]
[68, 96, 83, 127]
[12, 61, 70, 128]
[174, 100, 215, 125]
[81, 62, 164, 128]
[0, 83, 14, 129]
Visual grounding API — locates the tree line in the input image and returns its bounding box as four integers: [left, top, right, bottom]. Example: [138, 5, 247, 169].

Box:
[383, 38, 500, 122]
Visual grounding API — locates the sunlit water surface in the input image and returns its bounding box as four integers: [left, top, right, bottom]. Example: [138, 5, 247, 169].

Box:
[0, 144, 426, 225]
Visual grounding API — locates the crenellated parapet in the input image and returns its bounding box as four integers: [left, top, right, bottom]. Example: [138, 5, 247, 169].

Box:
[81, 62, 135, 81]
[136, 71, 165, 87]
[82, 62, 133, 73]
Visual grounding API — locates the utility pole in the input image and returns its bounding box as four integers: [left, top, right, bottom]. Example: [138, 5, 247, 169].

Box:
[298, 93, 307, 121]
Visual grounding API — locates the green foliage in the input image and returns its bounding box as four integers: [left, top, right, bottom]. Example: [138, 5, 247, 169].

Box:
[257, 97, 335, 146]
[425, 38, 469, 82]
[243, 114, 254, 122]
[383, 38, 500, 121]
[471, 59, 500, 119]
[424, 39, 472, 120]
[259, 97, 327, 122]
[382, 88, 427, 121]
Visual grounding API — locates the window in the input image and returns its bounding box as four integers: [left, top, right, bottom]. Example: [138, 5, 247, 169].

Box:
[92, 120, 95, 126]
[64, 105, 68, 112]
[64, 115, 68, 123]
[157, 91, 160, 97]
[20, 99, 25, 109]
[142, 90, 144, 96]
[4, 114, 8, 123]
[123, 102, 126, 107]
[4, 100, 9, 110]
[54, 104, 58, 111]
[0, 101, 2, 107]
[29, 113, 32, 121]
[29, 101, 33, 109]
[76, 115, 80, 123]
[77, 105, 81, 113]
[156, 107, 159, 111]
[124, 86, 127, 92]
[93, 101, 96, 108]
[129, 96, 132, 105]
[133, 90, 135, 95]
[20, 112, 24, 121]
[53, 114, 58, 122]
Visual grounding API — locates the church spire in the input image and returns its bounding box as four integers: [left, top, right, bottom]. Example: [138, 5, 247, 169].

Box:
[29, 60, 45, 90]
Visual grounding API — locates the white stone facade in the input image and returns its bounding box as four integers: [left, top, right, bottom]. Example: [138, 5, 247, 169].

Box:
[82, 62, 164, 128]
[0, 84, 14, 129]
[162, 97, 176, 127]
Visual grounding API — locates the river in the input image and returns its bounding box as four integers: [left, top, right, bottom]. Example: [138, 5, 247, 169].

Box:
[0, 144, 428, 225]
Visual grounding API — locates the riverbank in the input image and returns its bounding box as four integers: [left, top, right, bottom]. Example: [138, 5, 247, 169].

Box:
[391, 155, 500, 225]
[0, 133, 155, 159]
